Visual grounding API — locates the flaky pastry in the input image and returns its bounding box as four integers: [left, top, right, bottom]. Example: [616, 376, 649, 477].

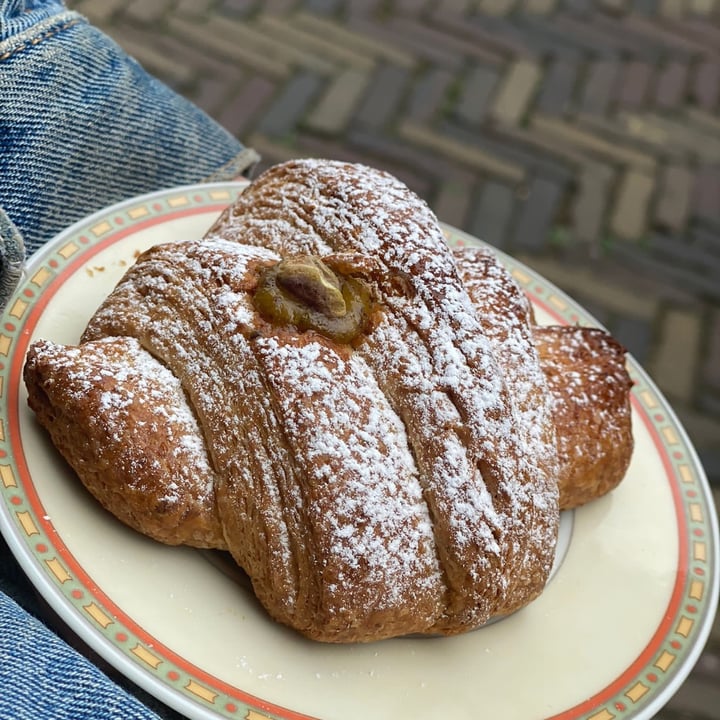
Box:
[24, 159, 633, 642]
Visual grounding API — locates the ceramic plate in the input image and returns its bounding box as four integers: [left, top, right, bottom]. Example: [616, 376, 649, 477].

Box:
[0, 183, 717, 720]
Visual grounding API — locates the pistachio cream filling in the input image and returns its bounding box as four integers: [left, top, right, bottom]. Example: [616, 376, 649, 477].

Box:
[253, 255, 373, 344]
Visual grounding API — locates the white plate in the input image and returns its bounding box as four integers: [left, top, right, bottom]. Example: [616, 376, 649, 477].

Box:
[0, 183, 717, 720]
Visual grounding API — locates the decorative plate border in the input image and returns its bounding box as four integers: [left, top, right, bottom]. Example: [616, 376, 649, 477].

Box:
[448, 226, 719, 720]
[0, 184, 717, 720]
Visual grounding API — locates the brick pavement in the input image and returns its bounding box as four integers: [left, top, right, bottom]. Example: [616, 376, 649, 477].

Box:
[64, 1, 720, 717]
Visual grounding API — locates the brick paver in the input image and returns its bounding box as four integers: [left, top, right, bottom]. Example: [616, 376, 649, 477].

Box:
[650, 306, 704, 400]
[306, 68, 371, 133]
[572, 163, 614, 246]
[534, 58, 579, 116]
[470, 180, 517, 247]
[455, 64, 499, 124]
[610, 168, 655, 240]
[693, 60, 720, 109]
[579, 60, 621, 115]
[655, 61, 689, 109]
[531, 114, 657, 171]
[215, 76, 275, 136]
[656, 164, 692, 232]
[399, 120, 527, 181]
[62, 2, 720, 716]
[68, 0, 720, 464]
[256, 70, 324, 137]
[490, 59, 542, 125]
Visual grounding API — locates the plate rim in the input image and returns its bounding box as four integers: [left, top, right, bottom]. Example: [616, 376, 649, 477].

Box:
[1, 182, 718, 720]
[451, 224, 720, 718]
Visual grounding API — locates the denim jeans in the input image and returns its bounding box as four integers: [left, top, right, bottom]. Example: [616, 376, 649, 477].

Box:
[0, 1, 258, 717]
[0, 553, 169, 720]
[0, 0, 258, 304]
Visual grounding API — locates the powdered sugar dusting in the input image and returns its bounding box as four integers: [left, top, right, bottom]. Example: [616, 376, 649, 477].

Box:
[532, 322, 633, 510]
[32, 337, 215, 506]
[453, 246, 559, 606]
[84, 240, 304, 610]
[254, 335, 442, 621]
[58, 159, 573, 638]
[207, 159, 561, 625]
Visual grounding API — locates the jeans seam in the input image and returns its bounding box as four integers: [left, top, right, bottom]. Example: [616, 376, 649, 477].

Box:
[0, 17, 82, 63]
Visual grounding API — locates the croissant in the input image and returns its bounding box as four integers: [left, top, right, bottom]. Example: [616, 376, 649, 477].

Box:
[453, 246, 633, 511]
[23, 159, 633, 642]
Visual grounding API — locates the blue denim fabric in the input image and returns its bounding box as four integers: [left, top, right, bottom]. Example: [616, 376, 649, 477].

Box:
[0, 209, 24, 303]
[0, 530, 186, 719]
[0, 0, 258, 259]
[0, 1, 258, 716]
[0, 586, 164, 720]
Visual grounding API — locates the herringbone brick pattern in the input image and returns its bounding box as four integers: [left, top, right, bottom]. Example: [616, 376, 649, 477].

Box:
[70, 0, 720, 479]
[65, 2, 720, 717]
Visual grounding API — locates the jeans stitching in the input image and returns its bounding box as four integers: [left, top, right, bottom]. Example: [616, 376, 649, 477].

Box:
[0, 17, 81, 62]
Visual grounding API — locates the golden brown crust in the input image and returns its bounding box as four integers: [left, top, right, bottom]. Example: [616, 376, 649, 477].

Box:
[80, 238, 448, 642]
[24, 336, 226, 549]
[453, 245, 634, 511]
[22, 159, 632, 643]
[206, 159, 561, 631]
[533, 325, 634, 509]
[445, 246, 558, 618]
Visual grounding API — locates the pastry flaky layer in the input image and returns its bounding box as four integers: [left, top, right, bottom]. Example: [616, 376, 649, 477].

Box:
[23, 159, 633, 643]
